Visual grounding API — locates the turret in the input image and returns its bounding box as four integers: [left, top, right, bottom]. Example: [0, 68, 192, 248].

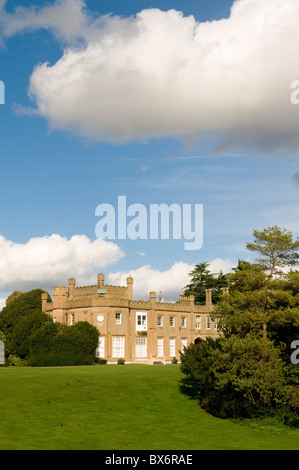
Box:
[68, 278, 76, 300]
[127, 275, 133, 300]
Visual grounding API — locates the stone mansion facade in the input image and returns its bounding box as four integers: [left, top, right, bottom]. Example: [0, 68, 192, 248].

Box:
[41, 273, 226, 364]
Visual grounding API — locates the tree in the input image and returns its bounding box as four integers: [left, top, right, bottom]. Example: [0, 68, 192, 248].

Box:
[246, 226, 299, 335]
[184, 262, 228, 304]
[180, 227, 299, 422]
[5, 291, 23, 306]
[9, 310, 51, 359]
[246, 226, 299, 277]
[0, 289, 52, 357]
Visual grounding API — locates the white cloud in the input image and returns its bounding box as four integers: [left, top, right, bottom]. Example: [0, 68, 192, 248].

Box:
[9, 0, 297, 154]
[0, 234, 124, 292]
[107, 258, 234, 301]
[0, 0, 89, 43]
[0, 298, 7, 311]
[0, 232, 234, 301]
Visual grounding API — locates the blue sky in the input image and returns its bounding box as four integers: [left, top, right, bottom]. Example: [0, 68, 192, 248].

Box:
[0, 0, 298, 302]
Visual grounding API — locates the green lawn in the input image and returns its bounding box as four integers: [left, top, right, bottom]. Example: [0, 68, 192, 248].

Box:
[0, 364, 298, 450]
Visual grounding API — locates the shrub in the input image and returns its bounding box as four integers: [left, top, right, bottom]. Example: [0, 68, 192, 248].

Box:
[118, 358, 125, 365]
[28, 321, 99, 367]
[96, 358, 107, 364]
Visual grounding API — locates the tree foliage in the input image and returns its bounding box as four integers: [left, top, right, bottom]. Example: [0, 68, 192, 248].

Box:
[180, 227, 299, 423]
[0, 289, 99, 366]
[246, 225, 299, 276]
[184, 262, 228, 304]
[28, 321, 99, 367]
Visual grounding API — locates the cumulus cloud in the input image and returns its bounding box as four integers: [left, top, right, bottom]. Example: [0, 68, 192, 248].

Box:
[107, 258, 233, 301]
[3, 0, 299, 152]
[0, 234, 124, 292]
[12, 0, 298, 154]
[0, 231, 234, 301]
[0, 0, 89, 43]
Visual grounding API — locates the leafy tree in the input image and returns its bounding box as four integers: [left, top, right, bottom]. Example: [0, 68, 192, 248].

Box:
[0, 289, 51, 338]
[9, 310, 51, 359]
[0, 289, 52, 357]
[5, 291, 23, 306]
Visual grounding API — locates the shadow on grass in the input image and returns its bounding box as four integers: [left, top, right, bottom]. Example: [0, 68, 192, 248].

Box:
[178, 377, 200, 402]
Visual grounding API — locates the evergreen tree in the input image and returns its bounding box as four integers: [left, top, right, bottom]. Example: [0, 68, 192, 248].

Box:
[180, 227, 299, 422]
[184, 262, 228, 304]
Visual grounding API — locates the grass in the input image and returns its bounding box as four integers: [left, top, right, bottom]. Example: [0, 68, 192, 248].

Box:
[0, 364, 298, 450]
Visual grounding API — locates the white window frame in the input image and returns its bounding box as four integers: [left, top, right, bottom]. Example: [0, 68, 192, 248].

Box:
[70, 313, 75, 325]
[181, 317, 186, 328]
[135, 337, 147, 358]
[136, 311, 147, 332]
[96, 337, 105, 358]
[112, 336, 125, 358]
[157, 315, 163, 327]
[181, 338, 187, 351]
[115, 312, 122, 325]
[169, 316, 175, 327]
[169, 338, 176, 357]
[157, 338, 164, 357]
[206, 316, 211, 330]
[196, 315, 201, 329]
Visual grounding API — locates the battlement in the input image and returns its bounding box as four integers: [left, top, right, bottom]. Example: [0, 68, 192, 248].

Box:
[42, 273, 226, 313]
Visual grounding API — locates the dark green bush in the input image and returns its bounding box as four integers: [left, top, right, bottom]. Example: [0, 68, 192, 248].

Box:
[28, 321, 99, 367]
[96, 358, 107, 364]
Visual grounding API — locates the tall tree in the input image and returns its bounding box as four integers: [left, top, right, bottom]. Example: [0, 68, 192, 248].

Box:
[184, 262, 227, 304]
[246, 226, 299, 277]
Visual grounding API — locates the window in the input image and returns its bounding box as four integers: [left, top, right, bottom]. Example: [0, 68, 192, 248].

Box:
[181, 338, 187, 351]
[214, 317, 219, 330]
[70, 313, 75, 326]
[136, 311, 147, 331]
[115, 312, 122, 325]
[96, 337, 105, 358]
[196, 315, 201, 329]
[206, 316, 211, 329]
[169, 338, 176, 357]
[181, 317, 186, 328]
[157, 338, 164, 357]
[135, 337, 147, 357]
[157, 315, 163, 327]
[112, 336, 125, 358]
[169, 316, 175, 327]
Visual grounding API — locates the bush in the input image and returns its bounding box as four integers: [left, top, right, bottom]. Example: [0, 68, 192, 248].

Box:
[180, 335, 289, 420]
[118, 358, 125, 365]
[28, 321, 99, 367]
[7, 354, 25, 367]
[96, 358, 107, 364]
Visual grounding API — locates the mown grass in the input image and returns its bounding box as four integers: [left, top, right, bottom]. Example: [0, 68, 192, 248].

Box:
[0, 364, 298, 450]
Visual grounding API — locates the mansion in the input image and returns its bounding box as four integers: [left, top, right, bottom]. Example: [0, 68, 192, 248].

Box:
[41, 273, 226, 364]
